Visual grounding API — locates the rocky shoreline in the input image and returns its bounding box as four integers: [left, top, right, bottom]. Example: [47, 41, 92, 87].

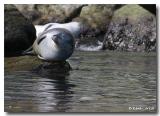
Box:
[4, 4, 156, 57]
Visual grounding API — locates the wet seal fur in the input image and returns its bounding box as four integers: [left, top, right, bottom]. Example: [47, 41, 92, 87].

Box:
[35, 22, 82, 38]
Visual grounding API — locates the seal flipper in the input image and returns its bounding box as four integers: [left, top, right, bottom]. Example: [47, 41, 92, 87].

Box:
[38, 55, 45, 60]
[22, 46, 35, 56]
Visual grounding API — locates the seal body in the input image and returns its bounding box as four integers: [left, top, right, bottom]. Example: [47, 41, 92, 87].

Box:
[33, 28, 75, 61]
[35, 22, 81, 38]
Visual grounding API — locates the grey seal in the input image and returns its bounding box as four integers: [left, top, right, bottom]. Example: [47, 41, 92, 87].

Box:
[23, 28, 75, 62]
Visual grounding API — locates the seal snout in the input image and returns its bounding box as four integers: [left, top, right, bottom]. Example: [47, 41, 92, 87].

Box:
[51, 34, 61, 46]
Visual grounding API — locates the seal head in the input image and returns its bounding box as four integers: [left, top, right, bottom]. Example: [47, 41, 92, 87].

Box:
[33, 28, 75, 61]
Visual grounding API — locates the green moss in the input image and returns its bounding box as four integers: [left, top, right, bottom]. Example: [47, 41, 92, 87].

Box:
[4, 56, 42, 72]
[114, 4, 154, 21]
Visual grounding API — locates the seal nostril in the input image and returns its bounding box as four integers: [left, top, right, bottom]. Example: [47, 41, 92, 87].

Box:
[52, 35, 60, 45]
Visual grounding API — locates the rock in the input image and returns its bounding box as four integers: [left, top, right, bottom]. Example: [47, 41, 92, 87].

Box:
[73, 5, 116, 49]
[15, 4, 116, 36]
[15, 4, 86, 24]
[4, 5, 36, 57]
[4, 56, 40, 72]
[103, 4, 156, 52]
[34, 61, 71, 77]
[74, 5, 115, 37]
[5, 55, 71, 77]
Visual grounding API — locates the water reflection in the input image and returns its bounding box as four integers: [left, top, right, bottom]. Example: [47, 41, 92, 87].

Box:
[38, 71, 75, 112]
[5, 68, 75, 112]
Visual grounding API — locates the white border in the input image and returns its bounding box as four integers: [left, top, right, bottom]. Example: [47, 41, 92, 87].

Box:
[1, 0, 159, 4]
[1, 0, 159, 116]
[0, 1, 4, 116]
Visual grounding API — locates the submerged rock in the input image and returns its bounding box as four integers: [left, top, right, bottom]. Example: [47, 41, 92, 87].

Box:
[33, 61, 72, 77]
[4, 5, 36, 57]
[103, 4, 156, 52]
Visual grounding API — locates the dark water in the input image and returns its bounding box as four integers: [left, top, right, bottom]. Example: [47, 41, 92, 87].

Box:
[4, 51, 157, 112]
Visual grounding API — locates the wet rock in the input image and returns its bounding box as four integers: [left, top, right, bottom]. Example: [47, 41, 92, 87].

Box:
[4, 55, 71, 77]
[103, 4, 156, 52]
[4, 5, 36, 57]
[33, 61, 72, 77]
[4, 56, 41, 72]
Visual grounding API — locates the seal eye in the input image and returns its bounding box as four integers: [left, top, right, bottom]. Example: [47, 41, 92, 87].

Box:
[37, 36, 46, 45]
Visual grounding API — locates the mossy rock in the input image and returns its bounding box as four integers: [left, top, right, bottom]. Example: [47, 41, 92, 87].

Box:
[5, 56, 71, 76]
[104, 5, 156, 52]
[4, 56, 41, 72]
[113, 4, 155, 22]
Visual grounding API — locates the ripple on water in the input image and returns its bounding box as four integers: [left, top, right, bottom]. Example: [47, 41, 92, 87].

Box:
[4, 51, 157, 112]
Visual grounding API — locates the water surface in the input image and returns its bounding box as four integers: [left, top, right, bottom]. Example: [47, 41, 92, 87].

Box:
[4, 51, 157, 112]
